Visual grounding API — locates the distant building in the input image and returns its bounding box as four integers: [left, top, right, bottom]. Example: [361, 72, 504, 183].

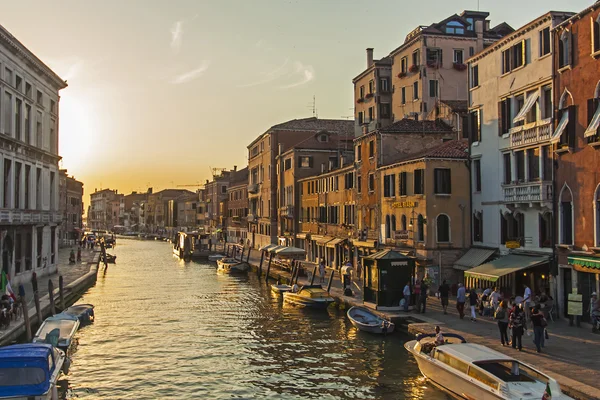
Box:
[145, 189, 194, 234]
[204, 167, 238, 237]
[0, 23, 68, 285]
[225, 167, 249, 244]
[123, 189, 151, 231]
[58, 170, 84, 246]
[89, 189, 121, 230]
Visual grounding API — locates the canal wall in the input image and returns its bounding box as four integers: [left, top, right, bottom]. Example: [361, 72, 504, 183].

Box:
[0, 253, 101, 346]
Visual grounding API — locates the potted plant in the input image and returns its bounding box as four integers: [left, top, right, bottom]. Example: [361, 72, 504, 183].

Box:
[365, 93, 374, 98]
[357, 98, 364, 104]
[398, 72, 407, 78]
[409, 64, 419, 73]
[453, 62, 467, 71]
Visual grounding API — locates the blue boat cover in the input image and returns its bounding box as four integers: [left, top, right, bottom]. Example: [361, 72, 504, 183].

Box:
[0, 343, 56, 397]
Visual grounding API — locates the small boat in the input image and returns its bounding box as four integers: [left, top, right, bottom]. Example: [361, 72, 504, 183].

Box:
[283, 285, 334, 309]
[405, 334, 573, 400]
[217, 257, 250, 273]
[271, 284, 292, 294]
[64, 303, 95, 324]
[208, 253, 226, 262]
[347, 306, 395, 334]
[0, 343, 69, 400]
[33, 313, 80, 354]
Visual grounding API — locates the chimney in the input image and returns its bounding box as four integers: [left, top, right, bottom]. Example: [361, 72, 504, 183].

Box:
[366, 48, 374, 68]
[278, 143, 284, 156]
[148, 187, 153, 194]
[206, 179, 209, 184]
[340, 155, 345, 168]
[484, 20, 490, 31]
[475, 20, 484, 52]
[233, 165, 237, 172]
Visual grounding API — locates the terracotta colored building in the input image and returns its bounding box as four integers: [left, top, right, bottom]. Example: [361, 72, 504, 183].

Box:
[225, 167, 249, 244]
[552, 2, 600, 319]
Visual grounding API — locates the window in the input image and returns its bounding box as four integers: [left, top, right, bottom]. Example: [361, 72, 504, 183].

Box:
[357, 174, 362, 193]
[401, 57, 408, 73]
[368, 106, 374, 121]
[474, 159, 481, 191]
[36, 90, 43, 105]
[502, 40, 526, 73]
[318, 134, 329, 142]
[413, 81, 419, 100]
[4, 68, 12, 85]
[594, 15, 600, 54]
[503, 153, 512, 184]
[454, 49, 464, 64]
[25, 82, 32, 97]
[445, 21, 464, 35]
[50, 100, 56, 114]
[359, 85, 364, 99]
[4, 92, 12, 134]
[463, 109, 481, 143]
[499, 98, 511, 134]
[414, 169, 424, 194]
[380, 103, 391, 119]
[436, 214, 450, 242]
[358, 111, 364, 125]
[515, 150, 525, 182]
[429, 80, 439, 98]
[558, 106, 577, 148]
[435, 350, 469, 374]
[559, 185, 573, 245]
[412, 49, 420, 66]
[527, 148, 540, 181]
[434, 169, 451, 194]
[15, 75, 22, 91]
[586, 96, 600, 142]
[368, 79, 374, 94]
[542, 86, 552, 120]
[539, 27, 550, 57]
[474, 211, 483, 242]
[14, 98, 21, 139]
[385, 215, 391, 239]
[357, 144, 362, 161]
[380, 78, 389, 92]
[344, 172, 354, 189]
[36, 111, 42, 148]
[558, 31, 571, 69]
[469, 46, 474, 56]
[471, 65, 479, 88]
[399, 172, 407, 196]
[401, 215, 407, 231]
[417, 214, 425, 241]
[24, 104, 31, 144]
[383, 175, 395, 197]
[466, 17, 474, 31]
[467, 367, 499, 390]
[401, 87, 406, 104]
[368, 173, 375, 192]
[540, 212, 553, 248]
[368, 140, 374, 157]
[299, 156, 312, 168]
[426, 48, 442, 67]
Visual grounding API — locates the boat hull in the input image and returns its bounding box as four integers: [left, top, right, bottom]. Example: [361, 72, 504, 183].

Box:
[217, 261, 250, 274]
[271, 284, 292, 294]
[347, 307, 395, 334]
[348, 318, 395, 334]
[283, 293, 334, 309]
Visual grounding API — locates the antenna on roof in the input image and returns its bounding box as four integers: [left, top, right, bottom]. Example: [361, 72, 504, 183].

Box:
[477, 0, 480, 11]
[307, 95, 317, 118]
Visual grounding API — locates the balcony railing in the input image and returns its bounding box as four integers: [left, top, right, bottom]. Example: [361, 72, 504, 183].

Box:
[248, 183, 259, 194]
[0, 209, 62, 224]
[503, 181, 553, 204]
[509, 119, 552, 148]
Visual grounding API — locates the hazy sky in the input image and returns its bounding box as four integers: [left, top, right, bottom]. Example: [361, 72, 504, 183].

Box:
[1, 0, 592, 202]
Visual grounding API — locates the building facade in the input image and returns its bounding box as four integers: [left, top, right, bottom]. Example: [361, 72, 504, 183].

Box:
[89, 189, 121, 230]
[145, 189, 193, 234]
[204, 168, 236, 237]
[225, 168, 249, 244]
[58, 170, 83, 246]
[553, 3, 600, 320]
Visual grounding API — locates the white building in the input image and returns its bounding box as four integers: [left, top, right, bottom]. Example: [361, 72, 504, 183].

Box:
[0, 24, 67, 286]
[463, 12, 572, 295]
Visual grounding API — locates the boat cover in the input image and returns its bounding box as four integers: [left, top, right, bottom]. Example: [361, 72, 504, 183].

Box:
[0, 344, 58, 397]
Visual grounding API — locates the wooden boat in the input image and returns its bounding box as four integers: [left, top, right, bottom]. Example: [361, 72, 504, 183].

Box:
[64, 303, 95, 324]
[173, 231, 212, 260]
[404, 334, 573, 400]
[217, 257, 250, 274]
[0, 343, 69, 400]
[33, 313, 80, 354]
[347, 306, 395, 334]
[283, 285, 334, 309]
[208, 253, 226, 262]
[271, 284, 292, 294]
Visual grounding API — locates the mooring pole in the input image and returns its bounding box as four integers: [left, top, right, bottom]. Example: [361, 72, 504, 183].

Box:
[19, 285, 32, 341]
[59, 275, 65, 311]
[48, 279, 55, 315]
[258, 251, 265, 276]
[264, 253, 274, 283]
[294, 264, 301, 285]
[310, 265, 318, 285]
[32, 273, 42, 324]
[240, 246, 245, 262]
[246, 247, 251, 263]
[289, 261, 296, 285]
[327, 270, 335, 292]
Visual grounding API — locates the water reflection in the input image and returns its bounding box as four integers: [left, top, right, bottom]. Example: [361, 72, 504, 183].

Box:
[53, 240, 449, 399]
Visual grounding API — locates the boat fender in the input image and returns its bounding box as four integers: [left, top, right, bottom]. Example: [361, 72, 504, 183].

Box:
[63, 357, 71, 375]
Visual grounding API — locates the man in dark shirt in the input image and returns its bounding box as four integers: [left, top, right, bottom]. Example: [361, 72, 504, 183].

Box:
[439, 280, 450, 314]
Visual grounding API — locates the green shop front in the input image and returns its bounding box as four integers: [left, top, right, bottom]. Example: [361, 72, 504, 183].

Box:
[363, 250, 415, 311]
[564, 256, 600, 322]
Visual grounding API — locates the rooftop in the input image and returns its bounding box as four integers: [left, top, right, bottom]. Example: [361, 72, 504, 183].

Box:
[379, 119, 454, 134]
[439, 100, 469, 113]
[270, 117, 354, 134]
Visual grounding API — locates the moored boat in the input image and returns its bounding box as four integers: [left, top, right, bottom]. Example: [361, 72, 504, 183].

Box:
[33, 313, 80, 354]
[63, 303, 95, 324]
[404, 334, 573, 400]
[283, 285, 334, 309]
[208, 253, 226, 262]
[216, 257, 250, 274]
[271, 284, 292, 294]
[347, 306, 395, 334]
[0, 343, 68, 400]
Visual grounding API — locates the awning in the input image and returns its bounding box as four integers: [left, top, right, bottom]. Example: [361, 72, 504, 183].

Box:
[453, 247, 497, 271]
[513, 91, 539, 124]
[550, 111, 569, 144]
[274, 246, 306, 256]
[584, 103, 600, 138]
[260, 244, 277, 252]
[352, 240, 378, 248]
[326, 238, 345, 248]
[464, 254, 549, 282]
[568, 256, 600, 271]
[315, 236, 334, 245]
[296, 233, 308, 239]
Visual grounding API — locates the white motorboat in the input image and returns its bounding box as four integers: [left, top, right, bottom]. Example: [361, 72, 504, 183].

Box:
[33, 312, 80, 354]
[283, 285, 335, 309]
[216, 257, 250, 274]
[271, 284, 292, 294]
[208, 254, 226, 262]
[405, 334, 573, 400]
[347, 306, 395, 334]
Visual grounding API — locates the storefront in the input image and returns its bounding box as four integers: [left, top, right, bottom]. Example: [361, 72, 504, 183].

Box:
[363, 250, 415, 311]
[564, 256, 600, 322]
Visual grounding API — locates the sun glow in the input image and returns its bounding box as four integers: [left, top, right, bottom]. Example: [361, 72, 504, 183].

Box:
[58, 91, 98, 173]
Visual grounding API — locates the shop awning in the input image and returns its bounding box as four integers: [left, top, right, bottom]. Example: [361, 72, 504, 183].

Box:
[585, 102, 600, 138]
[550, 111, 569, 144]
[315, 236, 334, 245]
[464, 254, 549, 282]
[326, 238, 345, 248]
[351, 240, 378, 248]
[568, 256, 600, 270]
[513, 91, 539, 124]
[453, 247, 497, 271]
[296, 233, 308, 239]
[260, 244, 277, 252]
[274, 246, 306, 256]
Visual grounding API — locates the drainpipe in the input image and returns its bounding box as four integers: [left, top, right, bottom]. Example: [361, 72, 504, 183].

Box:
[551, 48, 559, 316]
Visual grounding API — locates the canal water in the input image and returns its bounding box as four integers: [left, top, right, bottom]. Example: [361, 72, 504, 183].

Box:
[61, 239, 449, 399]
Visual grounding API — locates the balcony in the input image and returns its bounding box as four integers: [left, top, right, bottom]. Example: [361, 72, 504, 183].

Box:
[0, 209, 63, 225]
[279, 205, 294, 219]
[503, 181, 553, 205]
[508, 119, 552, 148]
[248, 183, 259, 194]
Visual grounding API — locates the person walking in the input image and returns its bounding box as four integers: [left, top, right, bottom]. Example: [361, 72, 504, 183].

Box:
[510, 306, 525, 351]
[76, 247, 82, 262]
[403, 281, 411, 312]
[468, 288, 478, 322]
[456, 283, 466, 319]
[495, 300, 509, 346]
[420, 280, 429, 314]
[413, 279, 422, 313]
[490, 287, 501, 311]
[531, 306, 546, 353]
[319, 260, 326, 284]
[439, 280, 450, 314]
[523, 284, 532, 327]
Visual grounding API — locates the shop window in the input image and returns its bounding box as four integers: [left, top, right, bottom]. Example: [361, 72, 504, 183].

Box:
[417, 214, 425, 242]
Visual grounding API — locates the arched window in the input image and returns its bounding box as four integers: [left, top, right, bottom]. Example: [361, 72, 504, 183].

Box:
[436, 214, 450, 243]
[417, 214, 425, 242]
[595, 184, 600, 247]
[559, 31, 571, 68]
[385, 215, 391, 239]
[559, 184, 574, 245]
[391, 215, 397, 233]
[401, 215, 407, 231]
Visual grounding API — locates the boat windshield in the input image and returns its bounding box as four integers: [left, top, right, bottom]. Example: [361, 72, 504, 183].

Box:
[474, 360, 548, 384]
[0, 366, 46, 386]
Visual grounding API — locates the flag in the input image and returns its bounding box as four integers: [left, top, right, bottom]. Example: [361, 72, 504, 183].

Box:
[5, 280, 16, 301]
[542, 382, 552, 400]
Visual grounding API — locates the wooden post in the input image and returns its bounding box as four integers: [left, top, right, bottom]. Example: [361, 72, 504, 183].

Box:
[21, 299, 32, 342]
[240, 246, 245, 262]
[59, 275, 65, 311]
[48, 279, 55, 315]
[101, 241, 108, 271]
[258, 251, 265, 276]
[294, 265, 301, 285]
[265, 253, 274, 283]
[34, 291, 42, 325]
[310, 265, 318, 285]
[226, 245, 230, 257]
[289, 262, 296, 285]
[246, 247, 251, 263]
[327, 270, 335, 292]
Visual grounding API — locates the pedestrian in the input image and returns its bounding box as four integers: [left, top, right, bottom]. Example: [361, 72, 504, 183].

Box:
[510, 305, 525, 351]
[402, 281, 411, 312]
[495, 300, 509, 346]
[413, 279, 422, 313]
[77, 247, 82, 262]
[439, 280, 450, 314]
[319, 260, 326, 284]
[420, 279, 429, 314]
[531, 306, 547, 353]
[590, 292, 600, 332]
[356, 260, 362, 281]
[523, 284, 532, 327]
[456, 283, 466, 319]
[469, 288, 478, 322]
[341, 260, 352, 289]
[490, 286, 501, 311]
[434, 325, 445, 346]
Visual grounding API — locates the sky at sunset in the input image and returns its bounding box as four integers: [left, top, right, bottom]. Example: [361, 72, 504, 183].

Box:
[1, 0, 594, 205]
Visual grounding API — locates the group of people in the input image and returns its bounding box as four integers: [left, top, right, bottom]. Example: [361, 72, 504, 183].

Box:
[402, 278, 431, 313]
[69, 247, 82, 264]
